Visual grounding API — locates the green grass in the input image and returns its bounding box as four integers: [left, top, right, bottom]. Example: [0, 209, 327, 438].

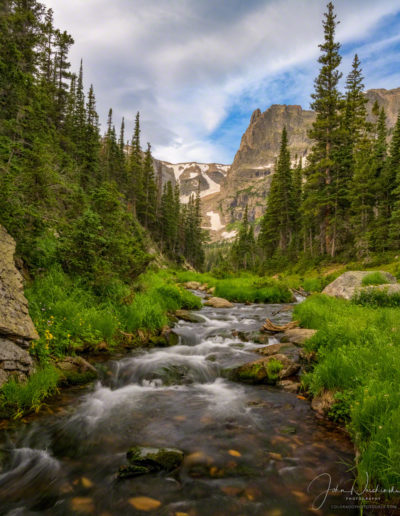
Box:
[361, 271, 389, 286]
[294, 294, 400, 489]
[25, 267, 202, 361]
[174, 271, 293, 303]
[0, 366, 61, 418]
[266, 359, 283, 381]
[353, 288, 400, 308]
[214, 278, 293, 303]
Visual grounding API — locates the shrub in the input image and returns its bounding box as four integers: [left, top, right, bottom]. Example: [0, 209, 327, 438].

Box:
[353, 288, 400, 308]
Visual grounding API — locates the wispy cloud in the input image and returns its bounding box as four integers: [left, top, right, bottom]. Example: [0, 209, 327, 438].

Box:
[43, 0, 400, 163]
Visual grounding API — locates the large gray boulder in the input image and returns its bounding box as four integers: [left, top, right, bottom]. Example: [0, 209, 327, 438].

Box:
[0, 225, 38, 386]
[0, 225, 39, 342]
[322, 271, 396, 300]
[0, 338, 34, 385]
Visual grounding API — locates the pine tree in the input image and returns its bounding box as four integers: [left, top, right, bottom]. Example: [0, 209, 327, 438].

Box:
[53, 29, 74, 126]
[140, 143, 157, 230]
[232, 206, 256, 270]
[127, 112, 143, 214]
[83, 84, 100, 187]
[291, 157, 303, 251]
[303, 1, 343, 256]
[258, 127, 293, 256]
[371, 108, 389, 250]
[388, 114, 400, 247]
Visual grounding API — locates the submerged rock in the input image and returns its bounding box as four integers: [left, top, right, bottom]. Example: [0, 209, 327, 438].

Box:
[228, 354, 300, 385]
[204, 297, 233, 308]
[118, 446, 184, 479]
[277, 379, 301, 393]
[322, 270, 396, 300]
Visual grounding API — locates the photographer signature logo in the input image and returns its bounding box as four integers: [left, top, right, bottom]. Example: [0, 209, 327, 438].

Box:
[308, 472, 400, 510]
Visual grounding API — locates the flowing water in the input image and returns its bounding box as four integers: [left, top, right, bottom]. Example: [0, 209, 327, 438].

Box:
[0, 296, 357, 515]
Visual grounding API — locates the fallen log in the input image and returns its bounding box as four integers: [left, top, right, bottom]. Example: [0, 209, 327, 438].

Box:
[261, 319, 299, 333]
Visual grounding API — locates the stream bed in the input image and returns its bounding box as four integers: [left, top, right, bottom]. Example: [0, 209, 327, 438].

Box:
[0, 296, 357, 515]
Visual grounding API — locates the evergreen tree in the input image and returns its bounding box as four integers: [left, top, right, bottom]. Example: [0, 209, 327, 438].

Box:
[232, 206, 256, 270]
[388, 114, 400, 247]
[303, 1, 343, 256]
[258, 127, 294, 255]
[127, 112, 143, 213]
[371, 108, 389, 250]
[139, 143, 157, 230]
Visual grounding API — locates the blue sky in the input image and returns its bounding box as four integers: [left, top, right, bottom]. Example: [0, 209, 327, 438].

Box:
[43, 0, 400, 164]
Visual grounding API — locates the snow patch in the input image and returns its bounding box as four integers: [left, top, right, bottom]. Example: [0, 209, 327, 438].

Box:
[206, 211, 225, 231]
[221, 230, 237, 240]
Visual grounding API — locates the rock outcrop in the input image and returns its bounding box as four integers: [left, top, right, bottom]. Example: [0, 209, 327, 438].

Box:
[322, 271, 397, 300]
[0, 225, 37, 386]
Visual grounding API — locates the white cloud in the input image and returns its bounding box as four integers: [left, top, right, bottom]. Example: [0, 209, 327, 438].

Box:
[43, 0, 400, 163]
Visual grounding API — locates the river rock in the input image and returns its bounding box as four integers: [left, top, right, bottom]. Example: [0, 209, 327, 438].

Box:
[56, 356, 97, 385]
[281, 328, 317, 346]
[229, 354, 300, 384]
[184, 281, 202, 290]
[256, 342, 300, 362]
[149, 327, 179, 347]
[322, 271, 396, 300]
[175, 309, 204, 323]
[118, 446, 184, 479]
[204, 297, 233, 308]
[311, 390, 336, 417]
[277, 379, 301, 393]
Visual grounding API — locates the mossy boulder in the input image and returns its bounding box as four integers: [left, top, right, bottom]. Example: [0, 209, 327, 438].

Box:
[118, 446, 184, 479]
[175, 309, 204, 323]
[149, 327, 179, 347]
[228, 354, 300, 385]
[56, 356, 97, 385]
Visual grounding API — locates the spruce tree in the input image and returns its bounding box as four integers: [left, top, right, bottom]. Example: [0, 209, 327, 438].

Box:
[127, 112, 143, 214]
[388, 114, 400, 247]
[303, 1, 342, 256]
[258, 127, 293, 256]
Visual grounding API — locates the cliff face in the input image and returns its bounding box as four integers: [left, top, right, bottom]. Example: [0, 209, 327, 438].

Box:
[0, 225, 37, 386]
[201, 87, 400, 240]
